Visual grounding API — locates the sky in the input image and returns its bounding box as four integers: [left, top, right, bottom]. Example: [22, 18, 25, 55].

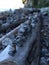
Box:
[0, 0, 24, 11]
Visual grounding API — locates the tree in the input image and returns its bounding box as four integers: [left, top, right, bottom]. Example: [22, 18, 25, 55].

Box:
[22, 0, 49, 8]
[23, 0, 38, 7]
[33, 0, 38, 7]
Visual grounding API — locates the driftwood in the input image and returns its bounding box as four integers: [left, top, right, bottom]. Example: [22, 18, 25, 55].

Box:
[0, 27, 17, 49]
[0, 25, 21, 45]
[0, 7, 49, 65]
[0, 15, 40, 65]
[0, 18, 27, 32]
[5, 20, 40, 65]
[0, 11, 41, 65]
[31, 21, 41, 65]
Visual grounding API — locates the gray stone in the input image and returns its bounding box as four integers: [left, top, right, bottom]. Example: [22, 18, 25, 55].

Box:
[0, 34, 3, 38]
[45, 53, 49, 57]
[47, 58, 49, 63]
[42, 48, 48, 55]
[2, 38, 12, 46]
[40, 57, 47, 65]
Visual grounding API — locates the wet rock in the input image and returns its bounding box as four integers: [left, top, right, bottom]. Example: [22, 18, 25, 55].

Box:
[0, 20, 2, 27]
[8, 45, 16, 56]
[8, 38, 17, 56]
[0, 34, 3, 38]
[47, 58, 49, 64]
[40, 57, 47, 65]
[31, 19, 36, 28]
[40, 12, 49, 65]
[16, 35, 25, 47]
[45, 53, 49, 57]
[0, 9, 27, 37]
[2, 38, 12, 46]
[2, 23, 10, 28]
[43, 38, 49, 48]
[43, 12, 48, 16]
[0, 15, 6, 20]
[42, 48, 48, 56]
[18, 20, 32, 36]
[18, 25, 26, 34]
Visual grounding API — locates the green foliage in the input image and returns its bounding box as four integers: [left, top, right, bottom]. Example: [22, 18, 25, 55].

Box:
[32, 0, 49, 8]
[38, 0, 49, 8]
[33, 0, 38, 7]
[24, 0, 49, 8]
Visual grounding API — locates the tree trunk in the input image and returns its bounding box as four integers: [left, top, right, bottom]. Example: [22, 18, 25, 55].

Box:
[33, 0, 38, 7]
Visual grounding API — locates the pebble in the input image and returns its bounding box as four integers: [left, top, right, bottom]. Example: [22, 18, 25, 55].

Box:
[40, 57, 47, 65]
[2, 38, 12, 46]
[42, 48, 48, 56]
[47, 58, 49, 63]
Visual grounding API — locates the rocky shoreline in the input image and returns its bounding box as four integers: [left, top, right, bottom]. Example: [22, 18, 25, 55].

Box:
[0, 8, 49, 65]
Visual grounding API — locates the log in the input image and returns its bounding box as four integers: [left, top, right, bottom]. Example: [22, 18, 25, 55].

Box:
[9, 21, 40, 65]
[0, 18, 27, 32]
[0, 14, 40, 65]
[0, 22, 39, 65]
[0, 25, 21, 45]
[31, 25, 41, 65]
[30, 13, 41, 65]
